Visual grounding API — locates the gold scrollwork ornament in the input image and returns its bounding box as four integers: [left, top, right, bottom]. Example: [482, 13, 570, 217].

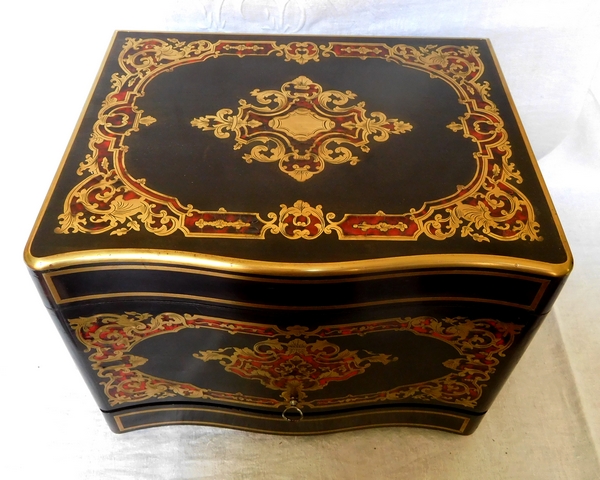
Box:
[191, 75, 413, 182]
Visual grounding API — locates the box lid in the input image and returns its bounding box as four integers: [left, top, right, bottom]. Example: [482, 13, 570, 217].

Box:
[25, 32, 571, 278]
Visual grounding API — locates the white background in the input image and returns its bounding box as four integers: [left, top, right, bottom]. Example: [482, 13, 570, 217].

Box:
[2, 1, 600, 478]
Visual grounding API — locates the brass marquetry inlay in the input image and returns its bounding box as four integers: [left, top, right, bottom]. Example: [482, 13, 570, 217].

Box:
[70, 312, 522, 410]
[55, 37, 542, 242]
[269, 108, 335, 141]
[194, 337, 396, 404]
[191, 76, 413, 182]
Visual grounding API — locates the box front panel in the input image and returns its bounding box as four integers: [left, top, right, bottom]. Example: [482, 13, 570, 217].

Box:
[53, 290, 542, 434]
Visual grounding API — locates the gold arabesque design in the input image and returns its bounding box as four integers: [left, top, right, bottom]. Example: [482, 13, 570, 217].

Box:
[194, 337, 396, 404]
[55, 37, 541, 242]
[70, 311, 522, 409]
[191, 75, 413, 182]
[354, 218, 409, 232]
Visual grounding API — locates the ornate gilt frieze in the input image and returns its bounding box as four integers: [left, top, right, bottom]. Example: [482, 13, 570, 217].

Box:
[70, 312, 522, 410]
[56, 37, 541, 242]
[191, 75, 412, 182]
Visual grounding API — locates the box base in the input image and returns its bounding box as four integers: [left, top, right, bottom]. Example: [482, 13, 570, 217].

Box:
[102, 403, 484, 436]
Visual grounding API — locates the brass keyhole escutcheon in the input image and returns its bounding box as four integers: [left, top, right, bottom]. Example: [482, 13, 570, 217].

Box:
[282, 398, 304, 422]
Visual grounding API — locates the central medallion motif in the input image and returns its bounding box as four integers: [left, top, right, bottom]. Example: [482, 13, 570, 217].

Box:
[269, 108, 335, 141]
[191, 76, 413, 181]
[193, 337, 396, 403]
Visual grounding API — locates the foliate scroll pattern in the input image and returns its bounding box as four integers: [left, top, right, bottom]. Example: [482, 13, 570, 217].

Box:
[56, 37, 541, 242]
[70, 312, 522, 409]
[191, 75, 412, 182]
[194, 338, 396, 404]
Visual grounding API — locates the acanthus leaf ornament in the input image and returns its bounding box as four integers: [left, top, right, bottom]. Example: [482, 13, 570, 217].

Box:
[278, 200, 326, 240]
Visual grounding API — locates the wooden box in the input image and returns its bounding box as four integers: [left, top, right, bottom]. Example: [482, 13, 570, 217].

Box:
[25, 32, 571, 435]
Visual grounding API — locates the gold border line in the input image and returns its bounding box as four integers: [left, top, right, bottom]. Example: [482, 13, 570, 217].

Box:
[45, 265, 549, 310]
[27, 248, 570, 278]
[486, 39, 573, 274]
[24, 31, 119, 271]
[51, 291, 540, 310]
[44, 263, 549, 284]
[113, 406, 470, 434]
[24, 34, 571, 280]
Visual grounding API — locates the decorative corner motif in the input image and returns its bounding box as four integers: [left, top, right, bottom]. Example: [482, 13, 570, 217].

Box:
[56, 37, 541, 242]
[70, 312, 522, 409]
[191, 75, 412, 182]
